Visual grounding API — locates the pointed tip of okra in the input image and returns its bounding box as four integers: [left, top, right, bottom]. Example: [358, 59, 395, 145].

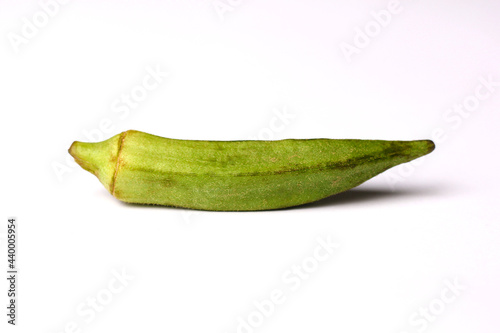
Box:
[68, 133, 124, 193]
[68, 141, 98, 175]
[378, 139, 434, 169]
[408, 139, 435, 160]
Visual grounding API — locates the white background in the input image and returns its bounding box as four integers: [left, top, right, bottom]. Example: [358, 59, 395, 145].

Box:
[1, 1, 500, 332]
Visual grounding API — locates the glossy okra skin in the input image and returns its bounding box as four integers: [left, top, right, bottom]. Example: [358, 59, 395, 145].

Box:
[69, 130, 434, 211]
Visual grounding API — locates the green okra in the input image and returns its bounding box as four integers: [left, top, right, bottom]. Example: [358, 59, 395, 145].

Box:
[68, 130, 434, 211]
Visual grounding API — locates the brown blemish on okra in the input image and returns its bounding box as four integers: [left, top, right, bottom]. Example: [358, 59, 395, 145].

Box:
[111, 130, 128, 197]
